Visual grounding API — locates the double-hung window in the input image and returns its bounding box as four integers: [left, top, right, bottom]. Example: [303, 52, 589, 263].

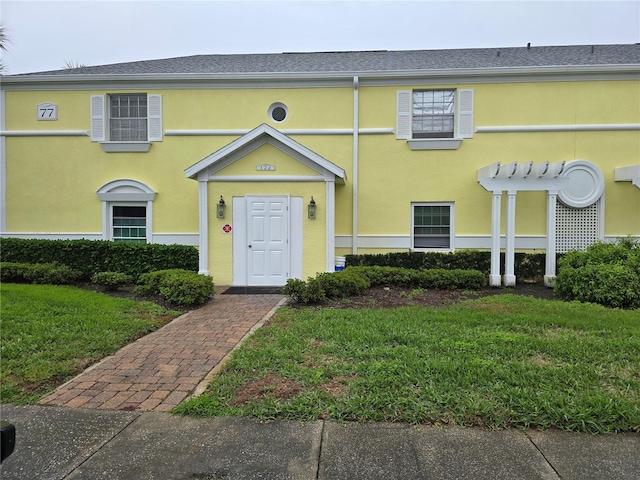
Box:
[412, 203, 454, 250]
[396, 89, 473, 149]
[109, 94, 148, 141]
[90, 93, 162, 152]
[412, 90, 455, 138]
[97, 179, 156, 244]
[112, 205, 147, 243]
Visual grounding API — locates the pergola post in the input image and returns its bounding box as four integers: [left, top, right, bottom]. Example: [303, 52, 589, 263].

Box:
[490, 190, 502, 286]
[504, 190, 517, 287]
[544, 190, 558, 287]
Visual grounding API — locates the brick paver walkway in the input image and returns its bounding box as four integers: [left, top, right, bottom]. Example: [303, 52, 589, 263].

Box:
[39, 291, 286, 412]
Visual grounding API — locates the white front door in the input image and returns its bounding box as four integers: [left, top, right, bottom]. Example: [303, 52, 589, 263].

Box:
[247, 196, 290, 286]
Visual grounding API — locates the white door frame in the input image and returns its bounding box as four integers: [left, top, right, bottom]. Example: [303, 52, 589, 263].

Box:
[232, 195, 303, 286]
[247, 195, 290, 286]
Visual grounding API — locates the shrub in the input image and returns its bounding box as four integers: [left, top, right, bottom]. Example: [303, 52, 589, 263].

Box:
[282, 279, 317, 304]
[135, 269, 214, 306]
[0, 262, 81, 285]
[91, 271, 134, 291]
[309, 270, 370, 299]
[347, 266, 420, 287]
[555, 238, 640, 309]
[0, 262, 26, 283]
[159, 272, 214, 306]
[0, 238, 198, 281]
[418, 269, 487, 290]
[555, 264, 639, 309]
[345, 250, 548, 281]
[282, 266, 486, 304]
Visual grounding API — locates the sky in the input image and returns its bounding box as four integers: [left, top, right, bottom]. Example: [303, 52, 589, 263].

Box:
[1, 0, 639, 75]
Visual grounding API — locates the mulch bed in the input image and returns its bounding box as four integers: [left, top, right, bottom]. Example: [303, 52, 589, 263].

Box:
[312, 283, 557, 310]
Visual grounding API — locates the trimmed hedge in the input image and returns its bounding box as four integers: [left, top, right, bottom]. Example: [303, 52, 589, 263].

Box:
[345, 250, 549, 282]
[554, 238, 640, 309]
[135, 269, 214, 306]
[0, 238, 198, 281]
[282, 266, 487, 304]
[0, 262, 81, 285]
[91, 271, 134, 291]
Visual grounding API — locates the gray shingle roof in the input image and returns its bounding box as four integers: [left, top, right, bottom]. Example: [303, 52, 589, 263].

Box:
[13, 44, 640, 76]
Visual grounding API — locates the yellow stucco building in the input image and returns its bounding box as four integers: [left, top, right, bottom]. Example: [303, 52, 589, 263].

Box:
[1, 45, 638, 286]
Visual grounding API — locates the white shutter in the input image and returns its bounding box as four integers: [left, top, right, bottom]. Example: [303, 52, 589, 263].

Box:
[90, 95, 105, 142]
[457, 89, 474, 139]
[148, 94, 163, 142]
[396, 91, 412, 140]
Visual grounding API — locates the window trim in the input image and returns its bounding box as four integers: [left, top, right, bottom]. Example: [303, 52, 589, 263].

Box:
[411, 202, 455, 251]
[412, 89, 456, 139]
[268, 102, 288, 123]
[407, 138, 462, 150]
[97, 179, 156, 243]
[90, 93, 162, 152]
[396, 89, 473, 150]
[109, 93, 148, 142]
[110, 204, 149, 243]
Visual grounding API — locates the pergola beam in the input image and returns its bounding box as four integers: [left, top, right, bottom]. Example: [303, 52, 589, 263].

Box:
[615, 165, 640, 189]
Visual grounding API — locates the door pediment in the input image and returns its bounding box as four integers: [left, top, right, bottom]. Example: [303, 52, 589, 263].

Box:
[184, 123, 346, 184]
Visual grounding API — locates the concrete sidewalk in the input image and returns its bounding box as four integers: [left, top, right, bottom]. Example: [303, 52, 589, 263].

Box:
[1, 404, 639, 480]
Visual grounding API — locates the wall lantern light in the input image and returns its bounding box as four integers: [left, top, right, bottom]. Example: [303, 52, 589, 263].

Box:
[308, 196, 316, 219]
[216, 196, 226, 218]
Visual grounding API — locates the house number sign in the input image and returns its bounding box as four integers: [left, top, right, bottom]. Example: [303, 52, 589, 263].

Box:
[37, 103, 58, 121]
[256, 164, 276, 171]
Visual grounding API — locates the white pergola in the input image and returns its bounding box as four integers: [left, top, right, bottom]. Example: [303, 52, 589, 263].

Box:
[477, 161, 570, 287]
[615, 165, 640, 189]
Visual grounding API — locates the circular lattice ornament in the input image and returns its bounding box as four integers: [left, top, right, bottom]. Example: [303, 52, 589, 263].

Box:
[558, 160, 604, 208]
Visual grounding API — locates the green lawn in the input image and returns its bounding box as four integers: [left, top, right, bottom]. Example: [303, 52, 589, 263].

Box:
[176, 295, 640, 433]
[0, 283, 181, 404]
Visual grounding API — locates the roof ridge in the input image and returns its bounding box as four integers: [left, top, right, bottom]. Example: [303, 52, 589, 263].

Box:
[5, 43, 639, 77]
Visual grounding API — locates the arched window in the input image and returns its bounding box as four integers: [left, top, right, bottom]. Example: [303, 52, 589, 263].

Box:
[96, 179, 157, 243]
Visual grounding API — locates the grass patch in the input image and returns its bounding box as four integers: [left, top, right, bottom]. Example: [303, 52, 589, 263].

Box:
[175, 295, 640, 433]
[0, 283, 181, 404]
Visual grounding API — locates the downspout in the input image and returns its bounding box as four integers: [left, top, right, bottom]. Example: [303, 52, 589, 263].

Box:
[352, 76, 359, 255]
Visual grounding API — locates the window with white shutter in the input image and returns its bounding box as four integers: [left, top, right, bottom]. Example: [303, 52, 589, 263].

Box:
[90, 93, 162, 151]
[396, 88, 474, 150]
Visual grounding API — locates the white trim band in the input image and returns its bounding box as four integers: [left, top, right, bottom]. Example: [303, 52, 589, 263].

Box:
[0, 130, 89, 137]
[335, 234, 550, 250]
[209, 175, 326, 182]
[166, 128, 393, 136]
[476, 124, 640, 133]
[0, 232, 199, 245]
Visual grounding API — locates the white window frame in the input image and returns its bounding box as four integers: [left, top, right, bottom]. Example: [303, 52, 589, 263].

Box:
[109, 94, 149, 142]
[91, 93, 162, 152]
[97, 179, 156, 243]
[412, 89, 456, 139]
[110, 203, 149, 243]
[411, 202, 455, 251]
[397, 89, 473, 150]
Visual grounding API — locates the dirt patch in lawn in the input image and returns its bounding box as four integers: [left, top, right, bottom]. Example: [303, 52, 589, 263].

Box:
[229, 374, 303, 405]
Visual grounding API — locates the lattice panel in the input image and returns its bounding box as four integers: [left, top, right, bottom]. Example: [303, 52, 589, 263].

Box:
[556, 201, 600, 253]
